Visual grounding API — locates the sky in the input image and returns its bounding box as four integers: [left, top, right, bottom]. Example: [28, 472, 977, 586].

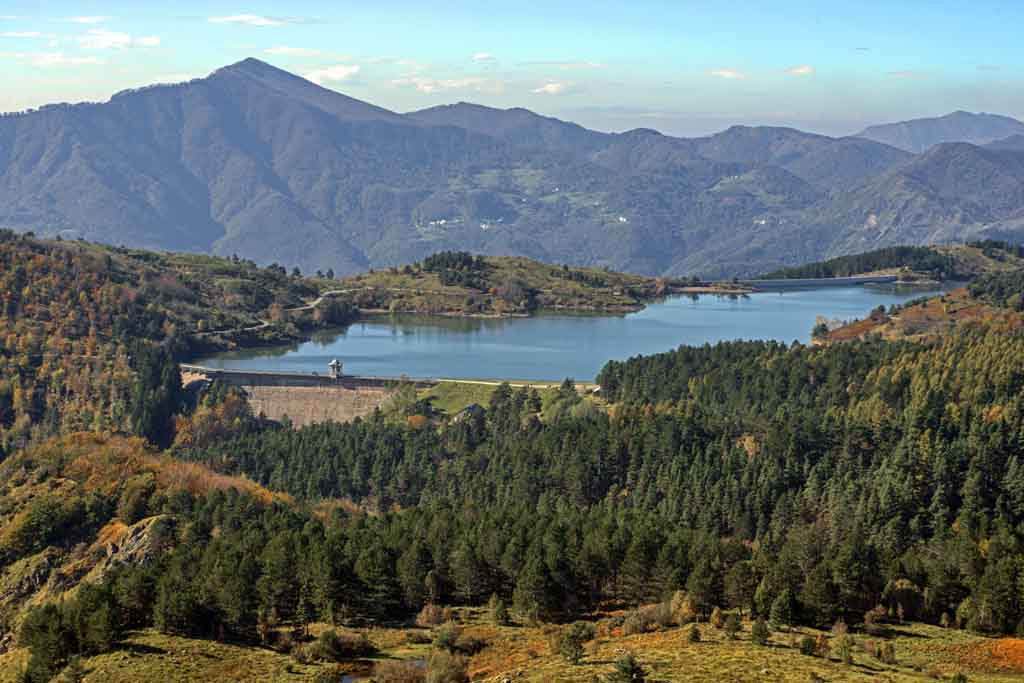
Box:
[1, 1, 1022, 137]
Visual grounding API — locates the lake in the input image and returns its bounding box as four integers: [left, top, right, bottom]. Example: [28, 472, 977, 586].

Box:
[196, 285, 944, 381]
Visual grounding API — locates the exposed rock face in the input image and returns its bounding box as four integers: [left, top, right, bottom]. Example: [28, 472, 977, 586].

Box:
[0, 515, 173, 650]
[84, 515, 173, 584]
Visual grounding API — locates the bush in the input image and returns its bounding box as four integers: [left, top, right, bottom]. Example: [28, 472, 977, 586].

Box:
[417, 604, 447, 627]
[724, 614, 741, 639]
[864, 605, 889, 636]
[605, 652, 647, 683]
[670, 591, 697, 625]
[374, 661, 427, 683]
[878, 641, 896, 665]
[433, 623, 461, 653]
[814, 633, 830, 658]
[951, 674, 968, 683]
[317, 630, 376, 661]
[831, 619, 853, 665]
[687, 625, 701, 643]
[426, 650, 468, 683]
[799, 635, 816, 656]
[751, 617, 771, 646]
[623, 602, 673, 635]
[559, 621, 597, 664]
[488, 593, 510, 626]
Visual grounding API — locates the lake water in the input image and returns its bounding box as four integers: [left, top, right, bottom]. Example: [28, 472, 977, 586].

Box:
[196, 285, 943, 381]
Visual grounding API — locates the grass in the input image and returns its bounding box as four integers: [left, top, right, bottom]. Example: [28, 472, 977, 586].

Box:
[421, 380, 601, 416]
[4, 613, 1022, 683]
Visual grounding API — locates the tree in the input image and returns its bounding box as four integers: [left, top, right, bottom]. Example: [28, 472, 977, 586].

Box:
[724, 614, 741, 640]
[770, 588, 796, 630]
[751, 617, 771, 646]
[605, 653, 647, 683]
[725, 561, 758, 616]
[488, 593, 510, 626]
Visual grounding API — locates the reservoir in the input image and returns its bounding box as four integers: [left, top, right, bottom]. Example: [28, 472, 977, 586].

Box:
[197, 284, 944, 381]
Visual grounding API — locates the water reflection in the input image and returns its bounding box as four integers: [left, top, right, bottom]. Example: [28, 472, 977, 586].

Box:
[197, 286, 946, 381]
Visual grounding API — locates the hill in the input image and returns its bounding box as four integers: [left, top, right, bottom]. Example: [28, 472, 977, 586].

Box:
[5, 59, 1024, 279]
[759, 242, 1024, 280]
[857, 111, 1024, 153]
[5, 237, 1024, 680]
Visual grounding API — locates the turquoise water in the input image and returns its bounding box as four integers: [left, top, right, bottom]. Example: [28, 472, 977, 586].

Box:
[196, 285, 944, 381]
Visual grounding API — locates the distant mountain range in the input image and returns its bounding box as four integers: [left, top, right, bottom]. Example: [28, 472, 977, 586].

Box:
[1, 58, 1023, 278]
[857, 111, 1024, 153]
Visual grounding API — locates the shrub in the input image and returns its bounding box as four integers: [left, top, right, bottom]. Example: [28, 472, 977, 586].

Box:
[864, 605, 889, 636]
[814, 633, 830, 659]
[751, 617, 771, 646]
[831, 619, 853, 665]
[605, 652, 647, 683]
[433, 623, 461, 653]
[670, 591, 697, 625]
[561, 622, 598, 663]
[951, 674, 968, 683]
[687, 625, 701, 643]
[374, 661, 427, 683]
[417, 604, 447, 627]
[623, 602, 673, 635]
[488, 593, 510, 626]
[878, 641, 896, 665]
[317, 630, 377, 661]
[426, 650, 469, 683]
[724, 614, 741, 640]
[799, 635, 816, 656]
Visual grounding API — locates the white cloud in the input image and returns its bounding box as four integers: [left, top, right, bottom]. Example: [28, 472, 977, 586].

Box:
[76, 29, 160, 50]
[1, 31, 42, 38]
[471, 52, 495, 62]
[786, 64, 815, 76]
[306, 64, 361, 85]
[68, 16, 110, 24]
[709, 68, 747, 80]
[265, 46, 322, 57]
[392, 76, 491, 94]
[208, 15, 301, 27]
[0, 51, 105, 67]
[532, 81, 570, 95]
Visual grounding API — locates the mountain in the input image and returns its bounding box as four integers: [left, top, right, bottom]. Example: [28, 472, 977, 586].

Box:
[986, 134, 1024, 151]
[857, 110, 1024, 153]
[1, 58, 1022, 278]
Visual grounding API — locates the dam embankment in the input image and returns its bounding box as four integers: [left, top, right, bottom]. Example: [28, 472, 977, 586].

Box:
[180, 365, 436, 426]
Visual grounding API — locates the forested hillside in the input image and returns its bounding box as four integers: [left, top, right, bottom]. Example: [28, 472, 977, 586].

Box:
[0, 231, 354, 456]
[4, 237, 1024, 681]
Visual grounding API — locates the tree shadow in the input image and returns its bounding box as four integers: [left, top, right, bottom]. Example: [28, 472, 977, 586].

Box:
[115, 642, 168, 656]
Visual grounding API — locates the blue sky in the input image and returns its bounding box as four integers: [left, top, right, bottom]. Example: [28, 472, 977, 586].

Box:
[1, 1, 1022, 136]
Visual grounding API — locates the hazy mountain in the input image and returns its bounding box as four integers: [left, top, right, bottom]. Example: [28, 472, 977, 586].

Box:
[1, 59, 1022, 278]
[407, 102, 610, 153]
[986, 134, 1024, 151]
[857, 111, 1024, 153]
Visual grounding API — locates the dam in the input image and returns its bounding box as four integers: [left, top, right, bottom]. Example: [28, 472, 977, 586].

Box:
[180, 363, 437, 426]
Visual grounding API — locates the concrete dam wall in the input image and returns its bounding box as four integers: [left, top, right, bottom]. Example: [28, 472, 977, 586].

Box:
[180, 365, 437, 426]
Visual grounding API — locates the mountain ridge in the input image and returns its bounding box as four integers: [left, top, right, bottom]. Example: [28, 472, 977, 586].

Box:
[857, 110, 1024, 153]
[2, 58, 1023, 278]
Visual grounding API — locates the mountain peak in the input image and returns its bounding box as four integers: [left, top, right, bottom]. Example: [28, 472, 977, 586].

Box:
[215, 57, 282, 76]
